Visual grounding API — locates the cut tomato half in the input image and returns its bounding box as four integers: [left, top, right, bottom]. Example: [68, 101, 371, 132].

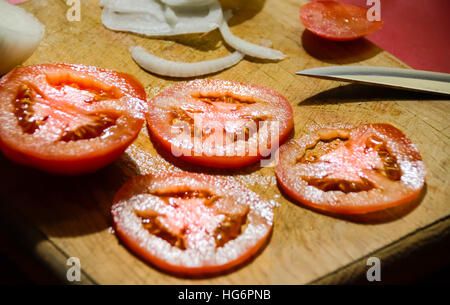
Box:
[111, 172, 273, 276]
[146, 79, 294, 168]
[0, 64, 146, 174]
[300, 1, 383, 41]
[276, 124, 426, 214]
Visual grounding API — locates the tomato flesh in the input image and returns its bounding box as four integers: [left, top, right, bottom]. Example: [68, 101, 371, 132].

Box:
[146, 79, 294, 168]
[111, 172, 273, 275]
[300, 1, 383, 41]
[0, 64, 146, 174]
[276, 124, 426, 214]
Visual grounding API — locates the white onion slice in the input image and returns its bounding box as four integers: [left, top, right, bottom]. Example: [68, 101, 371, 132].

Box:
[161, 0, 215, 6]
[164, 5, 178, 26]
[0, 0, 44, 75]
[131, 46, 244, 77]
[219, 20, 285, 60]
[99, 0, 166, 22]
[100, 0, 162, 14]
[101, 0, 223, 36]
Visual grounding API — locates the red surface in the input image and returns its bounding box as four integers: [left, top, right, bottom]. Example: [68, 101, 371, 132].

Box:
[312, 0, 450, 73]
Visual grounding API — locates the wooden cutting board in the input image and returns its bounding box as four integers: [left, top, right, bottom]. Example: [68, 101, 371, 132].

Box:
[1, 0, 449, 284]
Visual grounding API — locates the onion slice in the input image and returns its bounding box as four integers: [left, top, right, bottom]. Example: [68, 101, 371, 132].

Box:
[219, 20, 286, 60]
[100, 0, 164, 17]
[164, 5, 178, 25]
[101, 0, 223, 36]
[161, 0, 216, 7]
[0, 0, 44, 75]
[130, 46, 244, 78]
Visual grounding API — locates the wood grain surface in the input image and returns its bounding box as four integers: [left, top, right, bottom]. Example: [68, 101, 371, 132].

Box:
[1, 0, 449, 284]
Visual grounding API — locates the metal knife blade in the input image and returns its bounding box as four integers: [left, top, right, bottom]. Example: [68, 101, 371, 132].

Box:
[296, 66, 450, 96]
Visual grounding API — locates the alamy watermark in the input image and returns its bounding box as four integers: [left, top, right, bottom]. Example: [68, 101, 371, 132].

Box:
[66, 0, 81, 22]
[367, 0, 381, 21]
[366, 256, 381, 282]
[170, 113, 280, 167]
[66, 257, 81, 282]
[66, 0, 380, 23]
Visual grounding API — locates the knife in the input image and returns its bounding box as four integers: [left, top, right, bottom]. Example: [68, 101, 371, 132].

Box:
[296, 66, 450, 96]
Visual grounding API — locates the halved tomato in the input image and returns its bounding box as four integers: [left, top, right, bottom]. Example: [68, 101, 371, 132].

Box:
[276, 124, 426, 214]
[146, 79, 294, 168]
[111, 172, 273, 276]
[0, 63, 146, 174]
[300, 1, 383, 41]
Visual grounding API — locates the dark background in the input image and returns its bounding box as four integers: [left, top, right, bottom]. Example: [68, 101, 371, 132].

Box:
[1, 231, 449, 285]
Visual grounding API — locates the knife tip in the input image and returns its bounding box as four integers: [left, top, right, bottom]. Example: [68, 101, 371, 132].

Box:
[296, 68, 320, 76]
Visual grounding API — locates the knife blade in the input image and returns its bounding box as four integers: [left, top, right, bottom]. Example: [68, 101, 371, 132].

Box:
[296, 66, 450, 96]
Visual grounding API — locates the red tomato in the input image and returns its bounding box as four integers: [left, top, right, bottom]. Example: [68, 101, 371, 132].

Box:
[0, 64, 146, 174]
[111, 172, 273, 275]
[300, 1, 383, 41]
[146, 79, 294, 168]
[276, 124, 426, 214]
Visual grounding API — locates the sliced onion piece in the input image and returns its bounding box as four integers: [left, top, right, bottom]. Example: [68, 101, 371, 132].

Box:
[219, 20, 286, 60]
[0, 0, 45, 75]
[101, 0, 223, 36]
[100, 0, 163, 14]
[130, 46, 244, 78]
[161, 0, 216, 6]
[164, 5, 178, 26]
[99, 0, 166, 22]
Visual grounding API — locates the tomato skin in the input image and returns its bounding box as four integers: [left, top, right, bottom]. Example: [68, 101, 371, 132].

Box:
[300, 1, 383, 41]
[148, 124, 264, 168]
[146, 79, 294, 168]
[111, 172, 273, 276]
[276, 124, 426, 215]
[0, 133, 135, 174]
[113, 219, 270, 276]
[0, 64, 146, 174]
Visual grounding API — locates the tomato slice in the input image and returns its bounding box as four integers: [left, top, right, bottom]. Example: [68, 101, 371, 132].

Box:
[111, 172, 273, 275]
[276, 124, 426, 214]
[0, 64, 146, 174]
[146, 79, 294, 168]
[300, 1, 383, 41]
